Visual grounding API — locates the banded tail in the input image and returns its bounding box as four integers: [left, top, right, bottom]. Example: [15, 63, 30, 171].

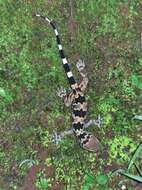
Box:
[35, 14, 77, 89]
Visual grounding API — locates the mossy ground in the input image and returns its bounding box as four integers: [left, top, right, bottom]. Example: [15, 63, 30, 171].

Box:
[0, 0, 142, 190]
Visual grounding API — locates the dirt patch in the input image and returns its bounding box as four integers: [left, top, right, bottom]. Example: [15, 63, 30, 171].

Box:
[23, 164, 55, 190]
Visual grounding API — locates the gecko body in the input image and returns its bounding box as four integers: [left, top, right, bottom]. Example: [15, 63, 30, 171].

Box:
[35, 14, 100, 152]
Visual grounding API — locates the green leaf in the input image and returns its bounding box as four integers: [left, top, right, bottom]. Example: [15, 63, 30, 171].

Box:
[127, 187, 134, 190]
[0, 87, 13, 102]
[39, 178, 49, 189]
[82, 174, 95, 190]
[138, 58, 142, 65]
[84, 174, 94, 184]
[128, 143, 142, 171]
[96, 175, 108, 185]
[131, 75, 142, 90]
[0, 88, 6, 98]
[82, 185, 89, 190]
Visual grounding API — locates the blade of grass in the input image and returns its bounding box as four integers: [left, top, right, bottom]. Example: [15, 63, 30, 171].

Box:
[128, 143, 142, 171]
[119, 171, 142, 183]
[112, 169, 125, 176]
[134, 163, 142, 176]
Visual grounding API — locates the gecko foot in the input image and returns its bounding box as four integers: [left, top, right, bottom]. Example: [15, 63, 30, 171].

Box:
[76, 59, 85, 71]
[56, 87, 66, 98]
[94, 115, 103, 128]
[51, 131, 62, 145]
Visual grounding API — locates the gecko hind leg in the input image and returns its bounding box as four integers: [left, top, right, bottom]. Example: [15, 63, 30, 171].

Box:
[51, 128, 73, 145]
[51, 115, 103, 145]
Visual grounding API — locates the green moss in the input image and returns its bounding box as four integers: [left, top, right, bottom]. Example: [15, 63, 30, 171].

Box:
[108, 136, 137, 164]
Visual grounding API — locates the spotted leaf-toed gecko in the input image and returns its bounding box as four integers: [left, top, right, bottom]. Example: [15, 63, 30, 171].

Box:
[35, 14, 101, 152]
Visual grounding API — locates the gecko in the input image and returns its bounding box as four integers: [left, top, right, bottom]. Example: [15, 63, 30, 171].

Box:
[35, 14, 101, 152]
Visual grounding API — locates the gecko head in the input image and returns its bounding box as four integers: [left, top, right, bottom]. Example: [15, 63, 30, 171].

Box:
[82, 135, 101, 152]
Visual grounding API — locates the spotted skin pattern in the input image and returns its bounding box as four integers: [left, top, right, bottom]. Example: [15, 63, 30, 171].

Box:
[35, 14, 100, 152]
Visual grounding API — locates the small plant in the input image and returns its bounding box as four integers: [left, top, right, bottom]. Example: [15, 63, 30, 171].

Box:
[36, 127, 50, 148]
[138, 58, 142, 65]
[113, 143, 142, 183]
[19, 159, 36, 168]
[96, 174, 108, 186]
[97, 95, 119, 126]
[131, 74, 142, 90]
[108, 136, 137, 164]
[0, 87, 13, 103]
[82, 174, 95, 190]
[35, 171, 49, 190]
[0, 150, 6, 165]
[82, 173, 112, 190]
[133, 115, 142, 121]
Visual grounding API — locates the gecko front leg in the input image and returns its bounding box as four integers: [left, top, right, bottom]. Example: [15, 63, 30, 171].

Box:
[57, 87, 74, 107]
[52, 88, 74, 144]
[76, 59, 88, 92]
[84, 115, 103, 129]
